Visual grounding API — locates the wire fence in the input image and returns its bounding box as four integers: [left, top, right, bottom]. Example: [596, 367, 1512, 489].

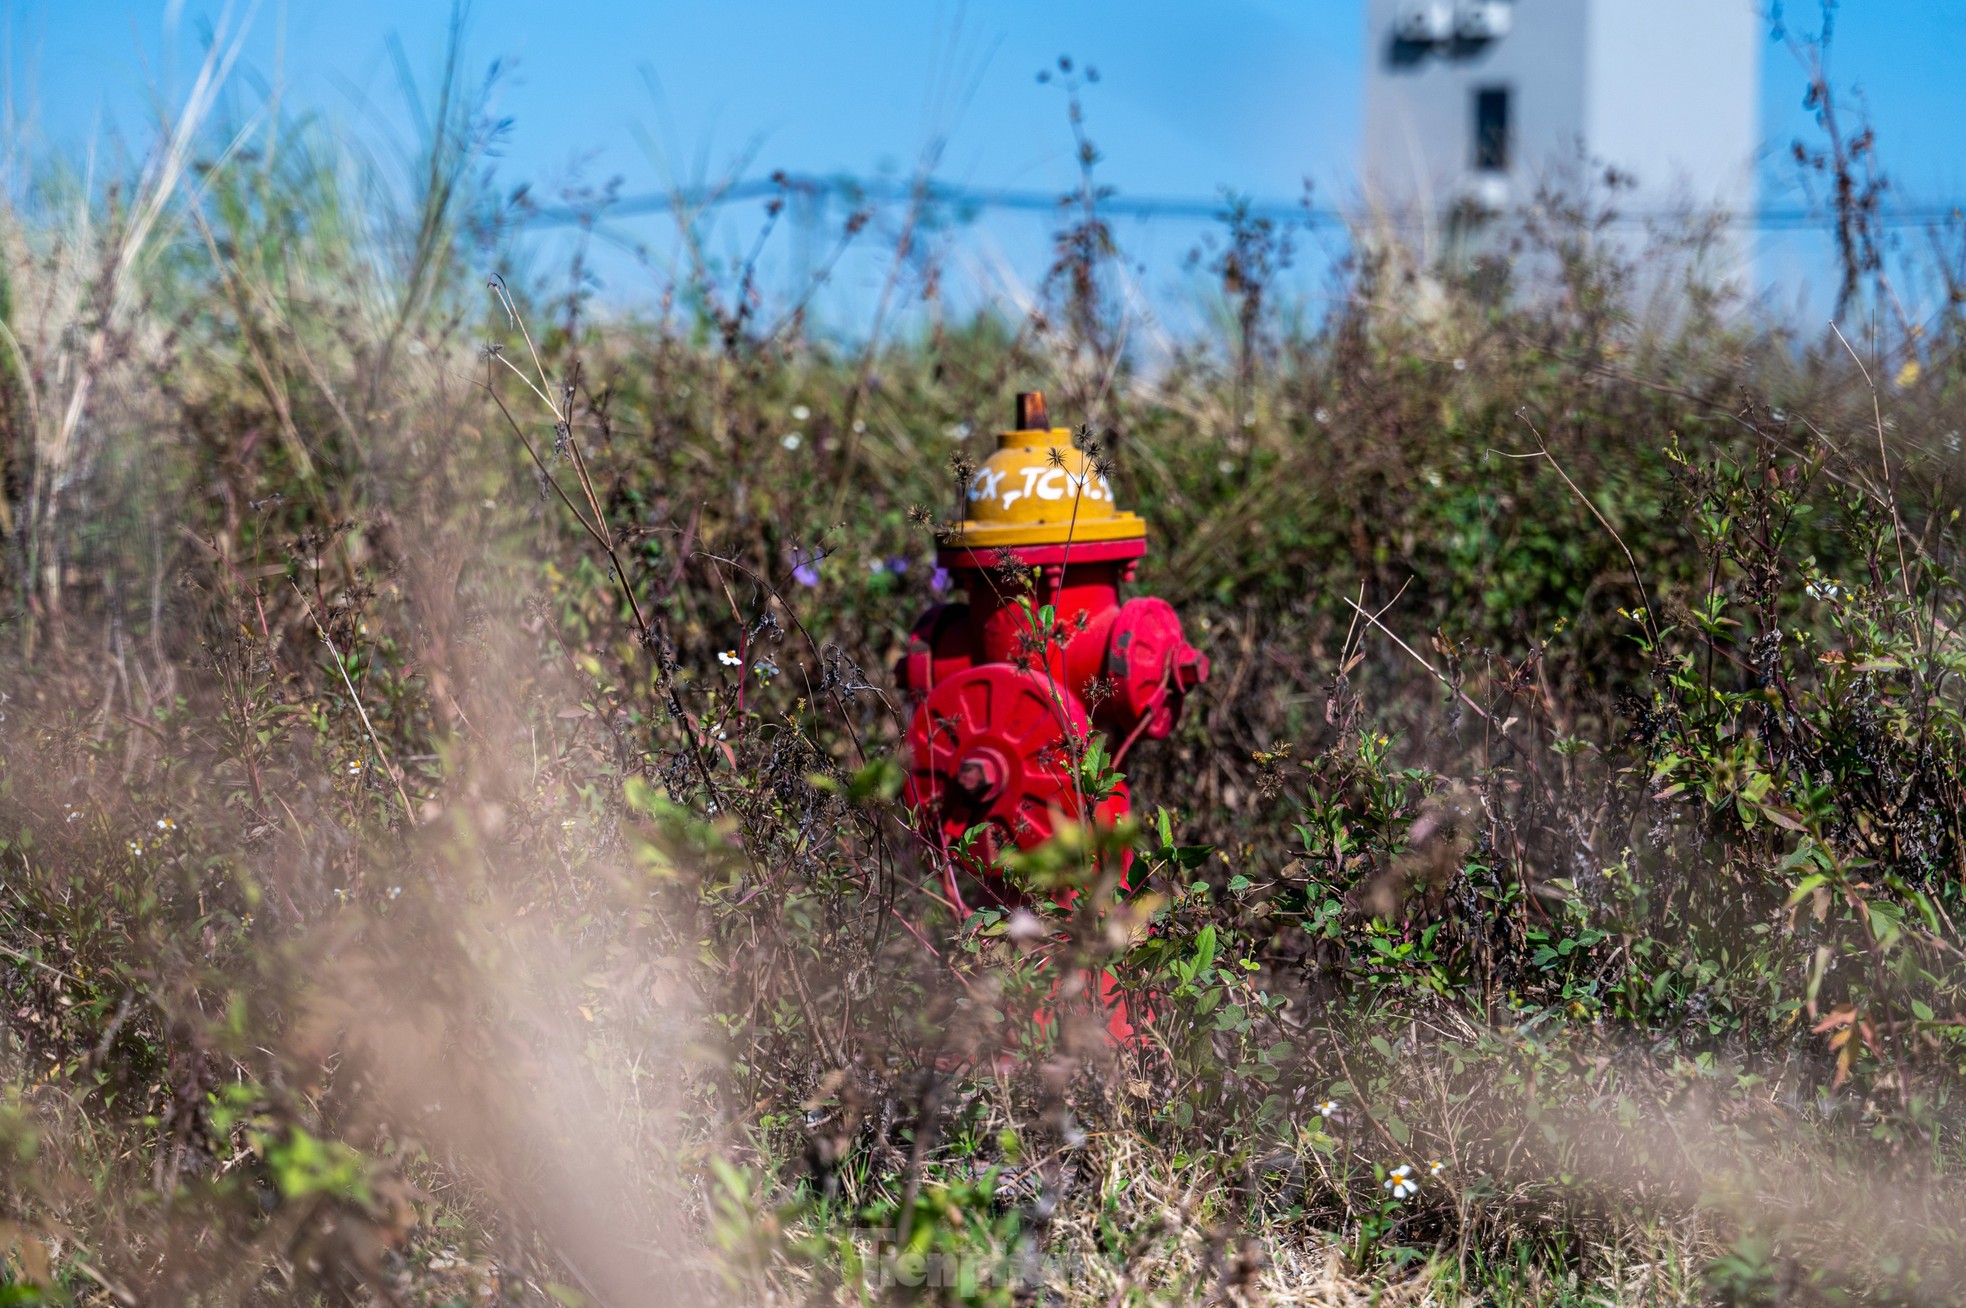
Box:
[530, 172, 1965, 234]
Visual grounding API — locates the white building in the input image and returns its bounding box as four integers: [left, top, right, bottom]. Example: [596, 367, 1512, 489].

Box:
[1362, 0, 1760, 223]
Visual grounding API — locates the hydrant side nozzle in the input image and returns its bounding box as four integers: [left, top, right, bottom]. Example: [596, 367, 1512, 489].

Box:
[1176, 648, 1209, 692]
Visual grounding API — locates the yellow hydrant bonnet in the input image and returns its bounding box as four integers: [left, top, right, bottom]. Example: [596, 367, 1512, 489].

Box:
[942, 392, 1147, 550]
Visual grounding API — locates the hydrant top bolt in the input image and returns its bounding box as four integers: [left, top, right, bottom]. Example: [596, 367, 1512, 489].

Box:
[1016, 390, 1050, 431]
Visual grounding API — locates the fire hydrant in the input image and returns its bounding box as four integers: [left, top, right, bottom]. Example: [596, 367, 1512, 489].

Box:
[897, 392, 1208, 897]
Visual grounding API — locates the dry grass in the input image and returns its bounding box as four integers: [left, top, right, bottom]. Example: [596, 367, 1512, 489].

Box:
[4, 22, 1966, 1308]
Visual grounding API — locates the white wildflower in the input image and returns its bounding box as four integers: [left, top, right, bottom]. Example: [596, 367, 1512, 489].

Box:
[1385, 1164, 1417, 1200]
[1315, 1099, 1339, 1118]
[718, 649, 742, 668]
[1428, 1159, 1446, 1178]
[791, 404, 811, 421]
[781, 431, 803, 450]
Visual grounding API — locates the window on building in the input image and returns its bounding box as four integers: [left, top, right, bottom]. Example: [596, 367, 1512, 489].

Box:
[1473, 86, 1511, 172]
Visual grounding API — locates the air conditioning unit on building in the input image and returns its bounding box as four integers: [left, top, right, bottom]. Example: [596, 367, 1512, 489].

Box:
[1394, 1, 1455, 44]
[1457, 1, 1514, 40]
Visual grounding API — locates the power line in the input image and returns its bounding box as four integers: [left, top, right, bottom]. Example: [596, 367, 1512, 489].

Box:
[530, 173, 1965, 233]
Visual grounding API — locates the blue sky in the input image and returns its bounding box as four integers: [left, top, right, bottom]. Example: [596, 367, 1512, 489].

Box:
[10, 1, 1965, 329]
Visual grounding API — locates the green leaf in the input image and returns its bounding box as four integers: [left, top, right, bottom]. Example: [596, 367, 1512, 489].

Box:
[1193, 925, 1218, 975]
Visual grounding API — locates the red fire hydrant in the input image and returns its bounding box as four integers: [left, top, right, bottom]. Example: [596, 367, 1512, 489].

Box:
[897, 392, 1208, 904]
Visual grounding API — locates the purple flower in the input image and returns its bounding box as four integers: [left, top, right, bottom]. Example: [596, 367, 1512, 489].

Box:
[886, 556, 910, 574]
[789, 547, 822, 587]
[930, 566, 951, 593]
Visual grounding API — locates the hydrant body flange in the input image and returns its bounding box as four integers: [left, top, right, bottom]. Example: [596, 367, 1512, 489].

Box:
[897, 393, 1209, 885]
